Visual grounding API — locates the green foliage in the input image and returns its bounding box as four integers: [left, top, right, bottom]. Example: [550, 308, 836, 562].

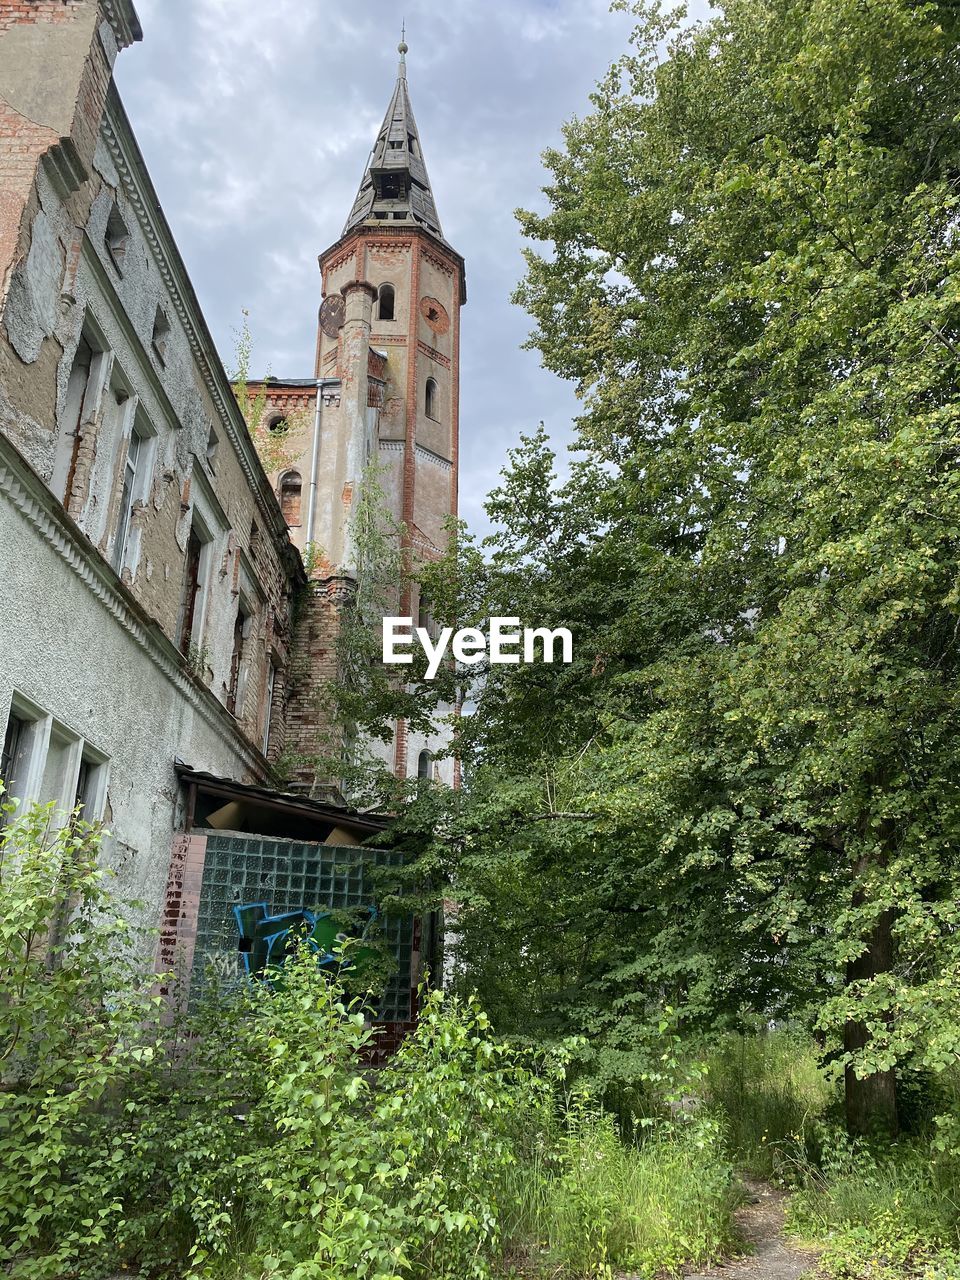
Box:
[786, 1135, 960, 1278]
[369, 0, 960, 1141]
[703, 1030, 832, 1178]
[230, 310, 298, 475]
[509, 1099, 737, 1279]
[0, 792, 163, 1279]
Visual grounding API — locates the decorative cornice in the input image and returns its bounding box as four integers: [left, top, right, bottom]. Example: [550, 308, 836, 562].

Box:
[100, 0, 143, 49]
[417, 339, 451, 369]
[415, 444, 452, 472]
[100, 93, 292, 551]
[0, 438, 266, 777]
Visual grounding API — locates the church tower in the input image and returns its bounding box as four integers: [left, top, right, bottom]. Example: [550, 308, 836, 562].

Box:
[257, 39, 465, 791]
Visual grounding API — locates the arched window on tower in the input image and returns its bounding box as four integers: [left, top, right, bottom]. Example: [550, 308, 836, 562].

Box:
[279, 470, 302, 526]
[425, 377, 438, 420]
[417, 750, 433, 781]
[377, 284, 395, 322]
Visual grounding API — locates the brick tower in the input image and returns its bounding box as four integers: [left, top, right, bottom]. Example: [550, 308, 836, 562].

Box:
[257, 39, 466, 792]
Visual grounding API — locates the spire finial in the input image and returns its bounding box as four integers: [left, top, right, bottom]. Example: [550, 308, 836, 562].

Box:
[398, 20, 408, 71]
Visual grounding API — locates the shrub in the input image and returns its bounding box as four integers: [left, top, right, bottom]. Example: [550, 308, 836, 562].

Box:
[0, 794, 162, 1279]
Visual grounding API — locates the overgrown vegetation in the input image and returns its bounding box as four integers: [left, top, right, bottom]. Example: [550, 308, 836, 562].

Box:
[0, 798, 736, 1279]
[9, 0, 960, 1274]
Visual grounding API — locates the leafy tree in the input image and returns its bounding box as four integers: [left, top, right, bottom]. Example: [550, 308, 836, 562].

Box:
[391, 0, 960, 1139]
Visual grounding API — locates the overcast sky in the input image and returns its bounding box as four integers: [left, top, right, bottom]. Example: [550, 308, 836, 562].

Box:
[114, 1, 709, 537]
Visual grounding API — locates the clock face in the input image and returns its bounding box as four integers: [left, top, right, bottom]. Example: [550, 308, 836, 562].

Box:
[419, 295, 450, 336]
[319, 294, 346, 339]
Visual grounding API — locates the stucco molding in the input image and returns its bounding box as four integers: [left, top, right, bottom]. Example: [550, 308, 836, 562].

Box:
[0, 437, 266, 778]
[100, 0, 143, 51]
[414, 443, 452, 473]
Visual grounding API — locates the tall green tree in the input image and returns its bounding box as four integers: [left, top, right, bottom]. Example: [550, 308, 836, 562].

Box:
[406, 0, 960, 1137]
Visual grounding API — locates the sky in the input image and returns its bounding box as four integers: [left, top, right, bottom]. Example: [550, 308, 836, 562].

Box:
[114, 1, 709, 537]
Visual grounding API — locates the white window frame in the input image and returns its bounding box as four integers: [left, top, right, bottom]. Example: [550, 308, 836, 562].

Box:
[1, 694, 109, 828]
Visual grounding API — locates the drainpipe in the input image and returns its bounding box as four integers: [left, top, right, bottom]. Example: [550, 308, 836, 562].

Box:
[306, 380, 323, 551]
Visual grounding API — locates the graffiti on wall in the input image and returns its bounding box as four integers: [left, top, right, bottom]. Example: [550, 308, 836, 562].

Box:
[233, 901, 376, 979]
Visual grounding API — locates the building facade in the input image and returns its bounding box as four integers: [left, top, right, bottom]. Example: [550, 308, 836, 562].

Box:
[0, 0, 303, 931]
[0, 6, 455, 1005]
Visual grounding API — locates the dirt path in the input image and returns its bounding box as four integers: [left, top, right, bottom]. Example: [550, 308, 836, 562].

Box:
[682, 1180, 821, 1280]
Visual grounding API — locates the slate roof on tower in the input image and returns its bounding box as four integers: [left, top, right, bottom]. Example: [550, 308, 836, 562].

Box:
[343, 39, 444, 239]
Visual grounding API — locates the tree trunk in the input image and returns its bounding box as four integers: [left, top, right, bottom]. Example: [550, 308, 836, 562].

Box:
[844, 903, 898, 1137]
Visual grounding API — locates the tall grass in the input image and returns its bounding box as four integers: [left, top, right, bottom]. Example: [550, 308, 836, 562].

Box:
[704, 1029, 831, 1178]
[503, 1104, 739, 1278]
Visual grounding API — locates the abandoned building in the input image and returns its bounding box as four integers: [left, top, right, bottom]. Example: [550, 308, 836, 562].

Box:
[0, 1, 456, 1025]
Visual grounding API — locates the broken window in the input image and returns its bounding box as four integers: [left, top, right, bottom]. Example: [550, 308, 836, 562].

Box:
[104, 203, 129, 272]
[377, 283, 395, 322]
[53, 332, 107, 504]
[262, 660, 277, 755]
[0, 698, 107, 828]
[177, 518, 211, 656]
[112, 420, 148, 573]
[151, 306, 171, 366]
[227, 601, 253, 716]
[267, 414, 288, 435]
[279, 470, 302, 526]
[425, 377, 438, 420]
[1, 712, 25, 792]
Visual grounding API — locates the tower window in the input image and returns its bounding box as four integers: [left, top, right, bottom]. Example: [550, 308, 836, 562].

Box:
[377, 284, 395, 322]
[417, 750, 433, 781]
[380, 176, 404, 200]
[425, 377, 439, 420]
[279, 470, 302, 526]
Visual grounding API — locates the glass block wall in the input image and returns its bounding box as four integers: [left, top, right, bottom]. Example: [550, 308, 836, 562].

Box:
[190, 833, 413, 1022]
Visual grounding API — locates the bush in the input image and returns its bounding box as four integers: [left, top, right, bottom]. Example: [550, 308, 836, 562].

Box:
[0, 794, 164, 1280]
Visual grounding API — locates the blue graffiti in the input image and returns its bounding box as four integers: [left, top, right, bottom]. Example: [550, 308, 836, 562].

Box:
[233, 901, 376, 978]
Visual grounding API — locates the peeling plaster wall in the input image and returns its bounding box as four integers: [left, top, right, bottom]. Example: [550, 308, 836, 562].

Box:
[0, 75, 301, 755]
[0, 0, 307, 933]
[0, 440, 267, 936]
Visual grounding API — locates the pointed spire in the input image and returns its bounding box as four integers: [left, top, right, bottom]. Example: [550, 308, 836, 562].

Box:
[342, 35, 443, 239]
